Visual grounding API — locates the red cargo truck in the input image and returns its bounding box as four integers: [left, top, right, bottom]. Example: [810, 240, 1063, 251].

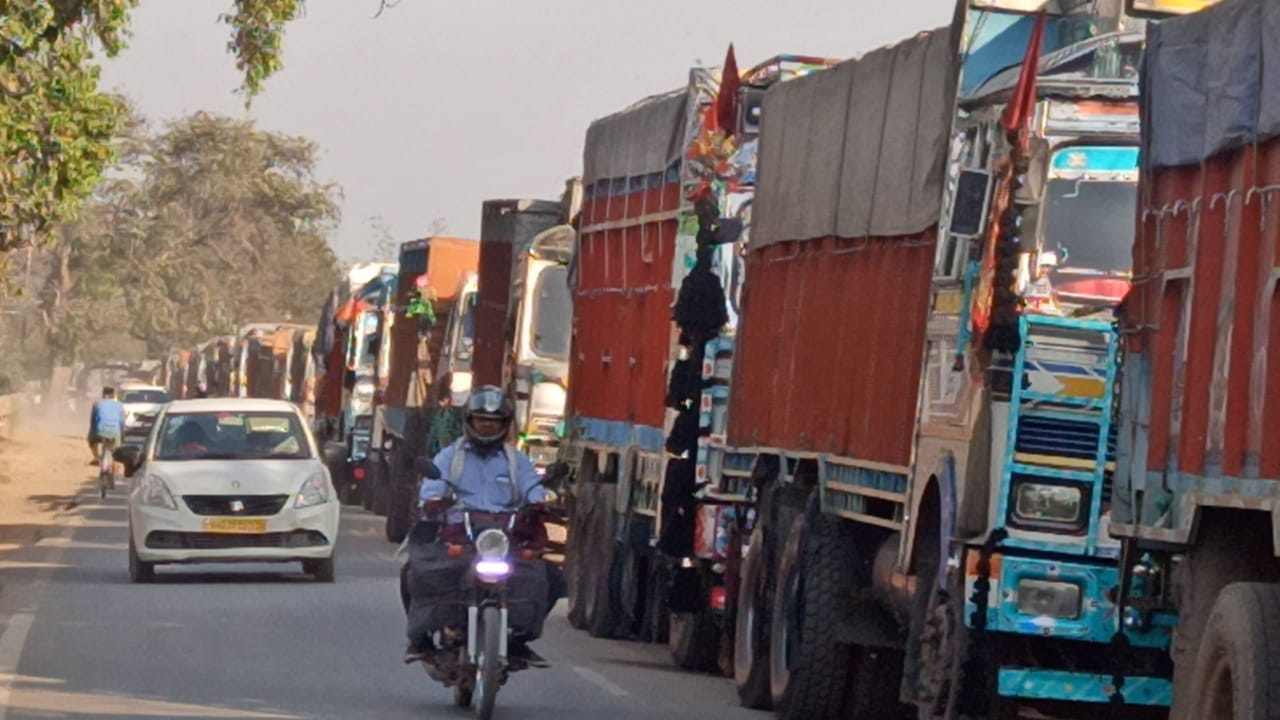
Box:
[1115, 0, 1280, 716]
[377, 236, 480, 542]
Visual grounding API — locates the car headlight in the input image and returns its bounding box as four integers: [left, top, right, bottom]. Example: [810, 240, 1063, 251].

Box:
[1016, 579, 1082, 619]
[137, 474, 177, 510]
[474, 528, 509, 561]
[1012, 481, 1084, 526]
[294, 471, 332, 509]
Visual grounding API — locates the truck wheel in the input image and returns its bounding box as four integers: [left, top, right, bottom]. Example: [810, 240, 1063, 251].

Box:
[384, 484, 412, 543]
[670, 610, 720, 671]
[770, 505, 853, 720]
[586, 541, 620, 638]
[735, 523, 772, 709]
[1188, 582, 1280, 719]
[642, 559, 671, 644]
[844, 647, 909, 720]
[372, 477, 389, 516]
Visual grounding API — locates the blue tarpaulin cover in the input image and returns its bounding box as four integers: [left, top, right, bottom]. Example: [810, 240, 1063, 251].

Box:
[1143, 0, 1280, 169]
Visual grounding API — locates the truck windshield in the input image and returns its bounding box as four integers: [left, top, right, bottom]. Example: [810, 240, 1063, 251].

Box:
[353, 311, 379, 373]
[531, 265, 571, 360]
[453, 291, 477, 364]
[1042, 177, 1136, 278]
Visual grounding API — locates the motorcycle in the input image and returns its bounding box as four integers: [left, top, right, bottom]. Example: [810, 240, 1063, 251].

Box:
[409, 458, 555, 720]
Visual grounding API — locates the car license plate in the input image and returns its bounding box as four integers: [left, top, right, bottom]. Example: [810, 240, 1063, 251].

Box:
[202, 518, 268, 534]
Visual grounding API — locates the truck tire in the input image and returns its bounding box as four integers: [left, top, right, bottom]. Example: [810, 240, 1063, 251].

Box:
[735, 523, 772, 709]
[770, 504, 854, 720]
[670, 610, 720, 671]
[385, 483, 413, 543]
[588, 541, 621, 638]
[1188, 582, 1280, 719]
[844, 647, 909, 720]
[361, 465, 376, 511]
[642, 559, 671, 644]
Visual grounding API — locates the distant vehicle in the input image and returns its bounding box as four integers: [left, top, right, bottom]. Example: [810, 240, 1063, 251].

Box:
[119, 384, 170, 430]
[114, 398, 341, 583]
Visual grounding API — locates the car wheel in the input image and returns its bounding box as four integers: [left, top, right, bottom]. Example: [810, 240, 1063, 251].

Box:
[128, 535, 155, 583]
[305, 556, 336, 583]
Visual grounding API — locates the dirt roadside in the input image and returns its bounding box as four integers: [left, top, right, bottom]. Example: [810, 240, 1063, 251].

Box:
[0, 420, 95, 549]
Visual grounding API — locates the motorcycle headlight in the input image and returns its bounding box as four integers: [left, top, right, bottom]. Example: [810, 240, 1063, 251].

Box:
[294, 471, 332, 509]
[1012, 481, 1084, 527]
[1016, 579, 1082, 620]
[474, 528, 509, 561]
[137, 474, 177, 511]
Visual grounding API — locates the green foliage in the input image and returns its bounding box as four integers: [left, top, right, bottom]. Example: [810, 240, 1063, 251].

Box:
[0, 0, 136, 255]
[1, 0, 304, 264]
[41, 111, 340, 361]
[222, 0, 305, 100]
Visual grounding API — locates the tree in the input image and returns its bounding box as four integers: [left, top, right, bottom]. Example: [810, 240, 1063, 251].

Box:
[1, 0, 306, 267]
[365, 214, 398, 262]
[41, 111, 340, 361]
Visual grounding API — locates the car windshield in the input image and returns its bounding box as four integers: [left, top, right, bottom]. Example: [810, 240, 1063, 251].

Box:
[155, 411, 311, 461]
[531, 265, 571, 359]
[122, 389, 170, 404]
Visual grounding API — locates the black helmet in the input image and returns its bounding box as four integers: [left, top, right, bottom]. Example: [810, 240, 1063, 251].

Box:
[464, 385, 513, 451]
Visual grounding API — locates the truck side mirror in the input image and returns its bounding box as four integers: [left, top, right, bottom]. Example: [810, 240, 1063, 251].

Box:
[949, 168, 993, 239]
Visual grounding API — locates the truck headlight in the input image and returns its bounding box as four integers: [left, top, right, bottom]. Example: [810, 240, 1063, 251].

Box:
[1016, 579, 1082, 619]
[1012, 481, 1084, 526]
[530, 381, 566, 419]
[351, 383, 375, 414]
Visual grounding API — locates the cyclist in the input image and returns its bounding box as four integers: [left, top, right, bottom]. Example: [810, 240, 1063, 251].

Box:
[88, 386, 125, 468]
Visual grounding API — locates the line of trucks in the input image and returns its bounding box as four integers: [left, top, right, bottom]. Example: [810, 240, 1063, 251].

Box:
[156, 0, 1280, 715]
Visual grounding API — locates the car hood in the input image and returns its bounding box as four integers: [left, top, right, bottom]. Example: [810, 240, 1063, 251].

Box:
[124, 403, 164, 418]
[148, 459, 321, 495]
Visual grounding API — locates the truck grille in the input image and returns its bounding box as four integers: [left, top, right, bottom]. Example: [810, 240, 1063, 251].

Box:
[182, 495, 289, 516]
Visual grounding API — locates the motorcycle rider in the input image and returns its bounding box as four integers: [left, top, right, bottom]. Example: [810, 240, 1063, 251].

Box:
[401, 386, 557, 667]
[87, 387, 125, 465]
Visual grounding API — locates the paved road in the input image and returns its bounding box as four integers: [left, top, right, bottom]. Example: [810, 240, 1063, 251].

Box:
[0, 484, 762, 720]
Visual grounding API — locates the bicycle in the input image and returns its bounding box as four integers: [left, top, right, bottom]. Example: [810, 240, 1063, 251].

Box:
[98, 436, 118, 500]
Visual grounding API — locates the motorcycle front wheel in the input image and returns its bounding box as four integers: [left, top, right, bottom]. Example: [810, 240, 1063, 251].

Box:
[475, 606, 502, 720]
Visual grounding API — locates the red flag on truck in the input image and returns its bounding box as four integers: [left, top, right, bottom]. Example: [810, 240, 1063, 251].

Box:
[1000, 12, 1046, 144]
[717, 44, 741, 136]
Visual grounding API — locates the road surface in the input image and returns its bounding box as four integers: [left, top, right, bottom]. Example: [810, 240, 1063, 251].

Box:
[0, 436, 763, 720]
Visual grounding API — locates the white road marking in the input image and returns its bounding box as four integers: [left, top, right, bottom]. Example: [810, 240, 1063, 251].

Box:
[0, 613, 35, 720]
[0, 510, 83, 720]
[572, 665, 631, 697]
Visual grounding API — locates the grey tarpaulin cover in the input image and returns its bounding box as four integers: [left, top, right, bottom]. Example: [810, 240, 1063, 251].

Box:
[1143, 0, 1280, 170]
[751, 27, 956, 249]
[583, 90, 688, 185]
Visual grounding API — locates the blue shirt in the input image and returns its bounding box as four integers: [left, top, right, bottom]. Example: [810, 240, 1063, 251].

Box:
[420, 441, 545, 515]
[90, 399, 125, 439]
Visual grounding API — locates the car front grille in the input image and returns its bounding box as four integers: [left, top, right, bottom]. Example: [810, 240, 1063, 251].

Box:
[182, 495, 290, 516]
[144, 530, 329, 550]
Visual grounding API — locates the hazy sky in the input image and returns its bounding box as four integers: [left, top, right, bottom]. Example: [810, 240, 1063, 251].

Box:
[100, 0, 956, 261]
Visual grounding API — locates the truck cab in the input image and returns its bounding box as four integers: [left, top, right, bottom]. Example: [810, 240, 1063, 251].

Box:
[512, 224, 574, 471]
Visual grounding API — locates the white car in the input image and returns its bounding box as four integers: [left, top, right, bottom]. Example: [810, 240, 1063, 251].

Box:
[119, 398, 342, 582]
[118, 384, 170, 436]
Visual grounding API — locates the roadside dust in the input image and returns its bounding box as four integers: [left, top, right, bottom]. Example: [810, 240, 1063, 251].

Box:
[0, 414, 95, 548]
